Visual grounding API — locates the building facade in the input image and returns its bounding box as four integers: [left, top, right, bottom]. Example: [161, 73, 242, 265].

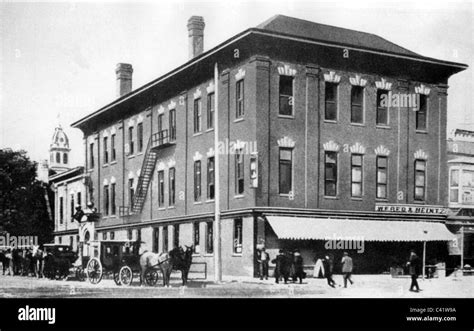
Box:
[70, 15, 467, 278]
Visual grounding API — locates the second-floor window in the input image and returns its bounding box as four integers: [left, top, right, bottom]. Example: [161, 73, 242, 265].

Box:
[194, 98, 202, 133]
[158, 113, 164, 133]
[416, 95, 427, 131]
[351, 154, 363, 197]
[325, 82, 338, 121]
[70, 194, 75, 221]
[169, 109, 176, 140]
[235, 149, 244, 195]
[111, 183, 116, 215]
[207, 93, 215, 129]
[77, 192, 81, 208]
[376, 89, 389, 126]
[89, 143, 94, 168]
[194, 160, 201, 201]
[103, 184, 109, 216]
[111, 134, 116, 162]
[414, 160, 426, 201]
[128, 126, 134, 155]
[324, 151, 337, 196]
[351, 86, 364, 124]
[103, 136, 108, 164]
[158, 170, 165, 208]
[236, 79, 244, 118]
[137, 122, 143, 152]
[450, 169, 459, 203]
[376, 156, 388, 199]
[59, 197, 64, 224]
[207, 157, 215, 200]
[279, 75, 293, 116]
[169, 167, 175, 206]
[279, 148, 293, 194]
[129, 178, 134, 206]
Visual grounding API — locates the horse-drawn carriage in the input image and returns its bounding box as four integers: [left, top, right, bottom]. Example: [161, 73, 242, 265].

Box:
[43, 243, 78, 280]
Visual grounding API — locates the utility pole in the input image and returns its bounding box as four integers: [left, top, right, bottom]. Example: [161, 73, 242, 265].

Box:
[213, 62, 222, 282]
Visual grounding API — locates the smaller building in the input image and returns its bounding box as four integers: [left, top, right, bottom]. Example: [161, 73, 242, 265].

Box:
[447, 128, 474, 270]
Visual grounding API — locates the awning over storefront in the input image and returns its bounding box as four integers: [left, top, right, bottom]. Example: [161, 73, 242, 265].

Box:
[266, 216, 456, 242]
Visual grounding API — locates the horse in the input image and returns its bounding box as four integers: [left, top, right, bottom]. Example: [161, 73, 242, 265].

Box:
[0, 250, 13, 275]
[168, 246, 193, 286]
[12, 248, 24, 275]
[43, 250, 77, 280]
[139, 251, 172, 287]
[20, 249, 35, 276]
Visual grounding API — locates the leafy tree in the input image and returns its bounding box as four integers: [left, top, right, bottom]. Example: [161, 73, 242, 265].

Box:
[0, 149, 53, 244]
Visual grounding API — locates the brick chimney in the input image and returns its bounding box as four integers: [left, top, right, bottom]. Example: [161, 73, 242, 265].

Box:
[187, 16, 205, 59]
[115, 63, 133, 97]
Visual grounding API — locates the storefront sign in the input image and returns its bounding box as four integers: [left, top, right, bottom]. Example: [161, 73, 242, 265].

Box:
[375, 204, 448, 215]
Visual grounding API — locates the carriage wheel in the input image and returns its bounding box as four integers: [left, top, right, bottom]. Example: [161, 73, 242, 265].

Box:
[144, 268, 159, 286]
[76, 267, 86, 282]
[113, 271, 122, 286]
[86, 258, 103, 285]
[119, 266, 133, 286]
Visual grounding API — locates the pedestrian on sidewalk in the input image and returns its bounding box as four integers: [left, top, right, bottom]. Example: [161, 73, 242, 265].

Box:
[272, 249, 289, 284]
[407, 250, 421, 292]
[322, 255, 336, 288]
[341, 252, 354, 288]
[256, 248, 269, 280]
[292, 249, 305, 284]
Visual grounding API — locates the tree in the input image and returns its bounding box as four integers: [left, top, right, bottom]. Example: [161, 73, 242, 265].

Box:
[0, 149, 53, 244]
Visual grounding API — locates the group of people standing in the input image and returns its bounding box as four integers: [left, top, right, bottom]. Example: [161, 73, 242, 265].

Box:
[256, 248, 306, 284]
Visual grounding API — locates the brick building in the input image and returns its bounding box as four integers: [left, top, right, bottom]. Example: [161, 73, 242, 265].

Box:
[69, 15, 467, 278]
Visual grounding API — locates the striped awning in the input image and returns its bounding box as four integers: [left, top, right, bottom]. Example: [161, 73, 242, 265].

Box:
[266, 216, 456, 242]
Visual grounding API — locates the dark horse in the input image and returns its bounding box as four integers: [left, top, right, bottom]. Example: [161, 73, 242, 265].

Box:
[168, 246, 193, 286]
[0, 250, 13, 275]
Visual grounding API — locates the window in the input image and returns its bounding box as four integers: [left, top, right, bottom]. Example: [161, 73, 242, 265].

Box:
[129, 178, 134, 206]
[59, 197, 64, 224]
[376, 156, 388, 199]
[128, 126, 134, 155]
[207, 157, 215, 200]
[325, 83, 338, 121]
[136, 229, 141, 244]
[351, 86, 364, 124]
[279, 75, 293, 116]
[137, 122, 143, 153]
[351, 154, 363, 197]
[89, 143, 94, 168]
[58, 237, 62, 244]
[103, 136, 108, 164]
[56, 152, 60, 163]
[414, 160, 426, 201]
[77, 192, 82, 208]
[324, 151, 338, 196]
[70, 194, 75, 220]
[207, 93, 215, 129]
[279, 148, 293, 194]
[173, 224, 180, 249]
[152, 228, 159, 253]
[110, 232, 115, 240]
[236, 80, 244, 118]
[157, 114, 163, 133]
[63, 153, 68, 164]
[416, 95, 427, 131]
[194, 161, 201, 201]
[235, 149, 244, 195]
[376, 90, 389, 126]
[169, 109, 176, 141]
[450, 169, 459, 203]
[206, 221, 213, 254]
[193, 222, 200, 253]
[233, 218, 243, 254]
[158, 170, 165, 208]
[162, 226, 168, 252]
[194, 98, 202, 133]
[111, 134, 116, 162]
[70, 236, 74, 248]
[103, 185, 109, 215]
[111, 183, 116, 215]
[461, 170, 474, 204]
[127, 229, 133, 240]
[169, 167, 175, 206]
[102, 232, 107, 240]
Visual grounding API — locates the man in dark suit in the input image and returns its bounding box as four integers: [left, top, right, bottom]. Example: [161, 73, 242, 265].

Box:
[322, 255, 336, 288]
[272, 250, 289, 284]
[407, 250, 421, 292]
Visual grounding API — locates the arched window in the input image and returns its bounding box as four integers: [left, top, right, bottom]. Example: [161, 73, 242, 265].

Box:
[56, 152, 60, 163]
[50, 153, 54, 163]
[63, 153, 68, 164]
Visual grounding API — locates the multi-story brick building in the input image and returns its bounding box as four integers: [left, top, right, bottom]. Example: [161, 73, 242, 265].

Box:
[70, 15, 467, 278]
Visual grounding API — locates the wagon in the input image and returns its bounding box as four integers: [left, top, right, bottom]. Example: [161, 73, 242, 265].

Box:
[85, 239, 143, 286]
[43, 243, 79, 279]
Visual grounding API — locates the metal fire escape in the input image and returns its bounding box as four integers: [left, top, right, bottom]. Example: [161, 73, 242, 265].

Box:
[119, 129, 174, 216]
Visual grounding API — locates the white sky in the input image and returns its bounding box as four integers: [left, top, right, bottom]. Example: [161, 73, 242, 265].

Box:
[1, 0, 472, 167]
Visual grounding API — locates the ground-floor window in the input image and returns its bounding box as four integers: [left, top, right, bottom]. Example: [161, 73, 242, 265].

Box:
[163, 226, 169, 252]
[206, 221, 213, 254]
[173, 224, 180, 249]
[152, 228, 159, 253]
[233, 218, 243, 254]
[193, 222, 200, 253]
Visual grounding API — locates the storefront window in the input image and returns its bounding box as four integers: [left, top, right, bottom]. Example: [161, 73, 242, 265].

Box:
[233, 218, 243, 254]
[461, 170, 474, 204]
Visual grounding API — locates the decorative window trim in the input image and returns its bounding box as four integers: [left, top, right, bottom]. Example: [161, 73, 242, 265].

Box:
[127, 118, 135, 127]
[157, 162, 165, 171]
[110, 176, 116, 184]
[374, 145, 390, 156]
[414, 149, 428, 160]
[103, 179, 109, 185]
[137, 114, 144, 124]
[194, 88, 202, 100]
[157, 106, 165, 115]
[349, 75, 367, 87]
[235, 68, 245, 81]
[277, 64, 297, 77]
[102, 130, 109, 138]
[168, 100, 176, 110]
[415, 84, 431, 95]
[375, 78, 392, 90]
[193, 151, 203, 161]
[167, 159, 176, 168]
[110, 126, 117, 135]
[206, 148, 215, 158]
[206, 81, 215, 94]
[324, 71, 341, 83]
[350, 142, 366, 154]
[128, 171, 135, 179]
[323, 140, 340, 152]
[277, 136, 296, 148]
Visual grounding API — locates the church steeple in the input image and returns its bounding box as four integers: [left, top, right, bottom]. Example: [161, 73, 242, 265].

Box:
[49, 125, 71, 173]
